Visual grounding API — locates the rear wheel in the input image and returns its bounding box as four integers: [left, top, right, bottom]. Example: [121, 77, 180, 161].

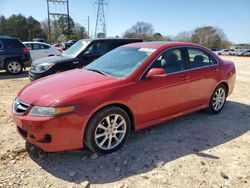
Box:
[6, 60, 23, 75]
[208, 84, 227, 114]
[84, 106, 130, 154]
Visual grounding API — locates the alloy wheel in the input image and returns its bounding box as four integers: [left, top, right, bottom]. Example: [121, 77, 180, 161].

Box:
[94, 114, 127, 150]
[212, 87, 226, 111]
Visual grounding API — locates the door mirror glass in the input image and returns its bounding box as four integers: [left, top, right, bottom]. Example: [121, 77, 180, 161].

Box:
[84, 51, 91, 56]
[146, 68, 166, 79]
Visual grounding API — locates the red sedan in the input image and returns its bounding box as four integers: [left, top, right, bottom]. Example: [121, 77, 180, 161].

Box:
[12, 42, 236, 153]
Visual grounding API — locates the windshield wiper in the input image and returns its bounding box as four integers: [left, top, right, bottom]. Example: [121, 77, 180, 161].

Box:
[85, 68, 108, 76]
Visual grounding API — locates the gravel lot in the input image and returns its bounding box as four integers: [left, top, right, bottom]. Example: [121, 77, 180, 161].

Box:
[0, 56, 249, 188]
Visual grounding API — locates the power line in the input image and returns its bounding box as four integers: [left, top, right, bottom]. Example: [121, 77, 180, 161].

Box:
[94, 0, 107, 38]
[46, 0, 71, 42]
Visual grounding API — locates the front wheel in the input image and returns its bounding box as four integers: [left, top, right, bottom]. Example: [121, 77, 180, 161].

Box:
[208, 84, 227, 114]
[84, 106, 130, 154]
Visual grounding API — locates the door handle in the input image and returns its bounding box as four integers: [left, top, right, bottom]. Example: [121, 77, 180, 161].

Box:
[212, 67, 219, 73]
[180, 75, 190, 81]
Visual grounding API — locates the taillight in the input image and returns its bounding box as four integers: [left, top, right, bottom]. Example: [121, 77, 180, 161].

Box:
[22, 47, 29, 53]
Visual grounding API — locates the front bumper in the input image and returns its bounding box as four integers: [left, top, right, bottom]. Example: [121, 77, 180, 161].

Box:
[28, 71, 46, 81]
[13, 113, 86, 152]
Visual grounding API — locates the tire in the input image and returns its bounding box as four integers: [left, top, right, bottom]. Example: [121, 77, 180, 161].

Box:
[5, 60, 23, 75]
[84, 106, 131, 154]
[208, 84, 227, 114]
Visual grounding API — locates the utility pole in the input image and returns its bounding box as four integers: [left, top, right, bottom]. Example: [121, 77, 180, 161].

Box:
[88, 16, 90, 38]
[46, 0, 71, 43]
[95, 0, 107, 38]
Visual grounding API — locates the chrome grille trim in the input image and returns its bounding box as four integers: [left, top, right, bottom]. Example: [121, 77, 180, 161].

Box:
[13, 98, 30, 115]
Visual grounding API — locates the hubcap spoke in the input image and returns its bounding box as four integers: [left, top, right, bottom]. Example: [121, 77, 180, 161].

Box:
[99, 136, 108, 147]
[116, 120, 125, 128]
[106, 116, 111, 127]
[113, 115, 119, 126]
[96, 132, 106, 139]
[98, 124, 107, 130]
[107, 137, 112, 149]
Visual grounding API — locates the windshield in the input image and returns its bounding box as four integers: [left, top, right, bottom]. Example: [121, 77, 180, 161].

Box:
[63, 40, 90, 58]
[85, 47, 156, 78]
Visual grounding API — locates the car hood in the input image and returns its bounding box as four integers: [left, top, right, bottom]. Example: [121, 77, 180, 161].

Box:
[31, 56, 78, 66]
[18, 69, 119, 106]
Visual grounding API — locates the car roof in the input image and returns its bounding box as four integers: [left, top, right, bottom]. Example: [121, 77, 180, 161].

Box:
[124, 41, 204, 49]
[80, 38, 142, 42]
[23, 41, 51, 46]
[0, 36, 19, 40]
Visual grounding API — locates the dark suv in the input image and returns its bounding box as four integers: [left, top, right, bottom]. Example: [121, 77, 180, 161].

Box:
[0, 36, 31, 75]
[29, 38, 142, 80]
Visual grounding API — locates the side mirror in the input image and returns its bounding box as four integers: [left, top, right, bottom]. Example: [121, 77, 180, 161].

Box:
[84, 51, 92, 56]
[146, 68, 166, 79]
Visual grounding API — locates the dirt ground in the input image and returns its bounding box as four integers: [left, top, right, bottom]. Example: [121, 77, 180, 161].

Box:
[0, 56, 249, 188]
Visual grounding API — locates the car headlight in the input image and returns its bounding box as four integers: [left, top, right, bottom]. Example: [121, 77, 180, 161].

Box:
[28, 105, 75, 117]
[35, 63, 55, 72]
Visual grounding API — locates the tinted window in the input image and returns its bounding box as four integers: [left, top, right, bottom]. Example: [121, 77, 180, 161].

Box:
[86, 41, 111, 56]
[0, 40, 3, 49]
[151, 48, 185, 74]
[188, 48, 217, 69]
[25, 43, 32, 50]
[4, 39, 25, 48]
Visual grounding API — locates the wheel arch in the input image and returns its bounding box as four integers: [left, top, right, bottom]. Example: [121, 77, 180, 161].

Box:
[218, 81, 229, 96]
[85, 103, 135, 133]
[4, 58, 23, 70]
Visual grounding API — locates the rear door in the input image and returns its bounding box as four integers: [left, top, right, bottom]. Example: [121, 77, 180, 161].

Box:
[184, 47, 219, 108]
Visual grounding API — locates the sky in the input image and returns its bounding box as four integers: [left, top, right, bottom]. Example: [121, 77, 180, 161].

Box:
[0, 0, 250, 43]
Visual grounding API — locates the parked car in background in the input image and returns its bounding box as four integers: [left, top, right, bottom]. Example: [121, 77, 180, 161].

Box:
[0, 36, 31, 75]
[210, 48, 220, 55]
[60, 39, 78, 50]
[33, 38, 46, 43]
[29, 38, 142, 80]
[13, 42, 236, 153]
[218, 49, 232, 55]
[238, 49, 250, 56]
[24, 42, 62, 60]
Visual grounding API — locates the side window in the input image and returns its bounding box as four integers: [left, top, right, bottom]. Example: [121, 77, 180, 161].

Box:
[151, 48, 185, 74]
[0, 40, 3, 49]
[33, 43, 43, 50]
[25, 43, 32, 50]
[95, 42, 111, 55]
[85, 42, 111, 56]
[42, 44, 50, 49]
[188, 48, 217, 69]
[5, 39, 25, 48]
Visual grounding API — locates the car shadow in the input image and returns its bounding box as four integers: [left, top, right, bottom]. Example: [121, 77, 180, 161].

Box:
[27, 100, 250, 184]
[0, 70, 29, 80]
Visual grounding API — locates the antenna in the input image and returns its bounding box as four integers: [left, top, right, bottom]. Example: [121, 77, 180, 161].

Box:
[46, 0, 71, 42]
[95, 0, 107, 38]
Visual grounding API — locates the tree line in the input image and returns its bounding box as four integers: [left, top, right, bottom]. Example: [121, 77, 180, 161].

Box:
[123, 22, 231, 49]
[0, 14, 231, 48]
[0, 14, 88, 43]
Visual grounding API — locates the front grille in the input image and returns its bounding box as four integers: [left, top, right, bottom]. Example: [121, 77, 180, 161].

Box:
[13, 98, 30, 115]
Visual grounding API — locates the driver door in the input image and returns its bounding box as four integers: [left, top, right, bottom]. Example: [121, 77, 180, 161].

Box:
[130, 48, 190, 128]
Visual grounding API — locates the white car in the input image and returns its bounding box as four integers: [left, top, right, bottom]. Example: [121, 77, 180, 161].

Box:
[23, 42, 62, 60]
